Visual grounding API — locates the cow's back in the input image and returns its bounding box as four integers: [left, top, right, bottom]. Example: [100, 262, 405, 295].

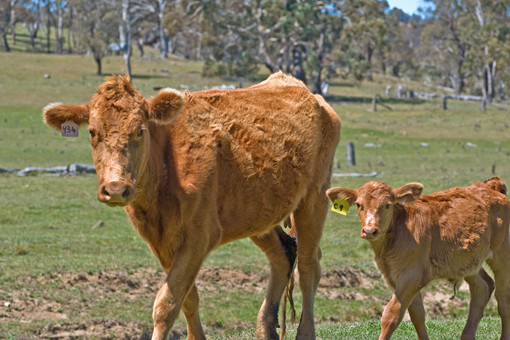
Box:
[163, 75, 340, 241]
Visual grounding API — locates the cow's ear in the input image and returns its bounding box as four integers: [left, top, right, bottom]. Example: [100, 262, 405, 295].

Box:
[147, 88, 184, 124]
[43, 103, 89, 131]
[326, 187, 357, 205]
[394, 183, 423, 205]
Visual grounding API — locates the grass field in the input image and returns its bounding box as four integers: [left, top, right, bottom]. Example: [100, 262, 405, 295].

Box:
[1, 49, 509, 339]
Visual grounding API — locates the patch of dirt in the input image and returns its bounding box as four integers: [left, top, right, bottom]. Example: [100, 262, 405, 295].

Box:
[37, 320, 152, 340]
[0, 266, 487, 339]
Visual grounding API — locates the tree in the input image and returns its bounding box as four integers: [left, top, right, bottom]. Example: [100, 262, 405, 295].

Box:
[338, 0, 388, 81]
[286, 1, 344, 93]
[72, 0, 119, 75]
[118, 0, 153, 81]
[0, 0, 10, 51]
[54, 0, 65, 53]
[420, 0, 471, 95]
[22, 0, 41, 49]
[463, 0, 510, 101]
[382, 8, 423, 79]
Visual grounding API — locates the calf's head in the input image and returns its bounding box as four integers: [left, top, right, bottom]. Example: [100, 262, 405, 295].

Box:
[326, 181, 423, 240]
[43, 75, 184, 206]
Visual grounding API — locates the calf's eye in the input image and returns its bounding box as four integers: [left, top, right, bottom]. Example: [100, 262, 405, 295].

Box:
[89, 130, 96, 138]
[137, 129, 144, 137]
[386, 203, 390, 209]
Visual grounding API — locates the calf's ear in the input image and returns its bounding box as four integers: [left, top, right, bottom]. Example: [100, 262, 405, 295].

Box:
[147, 88, 184, 124]
[326, 187, 357, 205]
[394, 183, 423, 205]
[43, 103, 89, 131]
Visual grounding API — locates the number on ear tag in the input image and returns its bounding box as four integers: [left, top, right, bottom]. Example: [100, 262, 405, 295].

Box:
[331, 197, 350, 216]
[61, 121, 79, 137]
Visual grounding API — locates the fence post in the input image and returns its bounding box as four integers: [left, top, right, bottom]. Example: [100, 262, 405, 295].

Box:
[442, 95, 447, 110]
[372, 95, 377, 112]
[347, 142, 356, 166]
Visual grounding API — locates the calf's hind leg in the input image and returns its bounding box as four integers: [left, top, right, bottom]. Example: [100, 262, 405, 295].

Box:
[461, 269, 494, 340]
[250, 226, 296, 340]
[488, 246, 510, 340]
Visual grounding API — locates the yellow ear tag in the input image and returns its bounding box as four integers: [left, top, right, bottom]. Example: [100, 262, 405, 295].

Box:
[331, 197, 350, 216]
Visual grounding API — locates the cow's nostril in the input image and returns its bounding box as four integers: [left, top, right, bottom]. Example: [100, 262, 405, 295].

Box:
[101, 185, 110, 197]
[122, 186, 131, 200]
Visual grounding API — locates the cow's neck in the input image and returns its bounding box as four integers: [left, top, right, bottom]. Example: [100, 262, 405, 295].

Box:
[124, 124, 179, 270]
[132, 123, 171, 208]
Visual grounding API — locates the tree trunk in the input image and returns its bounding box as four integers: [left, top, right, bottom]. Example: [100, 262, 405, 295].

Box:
[157, 0, 168, 59]
[67, 8, 72, 53]
[95, 56, 102, 75]
[56, 3, 63, 54]
[10, 0, 16, 45]
[27, 1, 40, 49]
[292, 47, 306, 84]
[312, 67, 323, 95]
[45, 1, 51, 53]
[1, 32, 10, 51]
[121, 0, 133, 81]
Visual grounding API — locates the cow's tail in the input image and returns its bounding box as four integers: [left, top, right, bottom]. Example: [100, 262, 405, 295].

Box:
[276, 215, 297, 339]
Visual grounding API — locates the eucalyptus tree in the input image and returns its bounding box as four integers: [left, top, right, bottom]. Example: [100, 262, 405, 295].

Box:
[71, 0, 119, 75]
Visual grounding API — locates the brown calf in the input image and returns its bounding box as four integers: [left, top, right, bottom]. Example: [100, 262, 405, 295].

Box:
[326, 178, 510, 340]
[43, 72, 341, 339]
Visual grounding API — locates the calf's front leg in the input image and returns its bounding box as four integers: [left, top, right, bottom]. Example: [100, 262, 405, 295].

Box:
[407, 293, 429, 340]
[379, 279, 420, 340]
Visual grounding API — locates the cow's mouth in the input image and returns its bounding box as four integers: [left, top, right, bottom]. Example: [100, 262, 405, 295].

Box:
[105, 201, 130, 207]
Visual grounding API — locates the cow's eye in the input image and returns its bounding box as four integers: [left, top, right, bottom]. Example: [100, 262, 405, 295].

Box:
[386, 203, 390, 209]
[89, 130, 96, 138]
[356, 204, 362, 210]
[137, 129, 144, 137]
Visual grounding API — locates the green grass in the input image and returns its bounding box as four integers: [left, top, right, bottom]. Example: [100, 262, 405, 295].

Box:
[1, 50, 509, 338]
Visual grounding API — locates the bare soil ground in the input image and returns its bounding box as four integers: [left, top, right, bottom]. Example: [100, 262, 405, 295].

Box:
[0, 266, 476, 339]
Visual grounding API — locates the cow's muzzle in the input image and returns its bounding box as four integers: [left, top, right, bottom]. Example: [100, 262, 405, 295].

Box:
[98, 181, 135, 206]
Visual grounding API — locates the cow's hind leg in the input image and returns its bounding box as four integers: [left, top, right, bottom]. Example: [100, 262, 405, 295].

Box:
[292, 190, 328, 339]
[488, 246, 510, 340]
[461, 269, 494, 340]
[251, 226, 296, 339]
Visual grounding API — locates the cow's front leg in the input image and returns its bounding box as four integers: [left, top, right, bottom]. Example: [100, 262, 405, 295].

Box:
[182, 283, 206, 340]
[151, 238, 211, 340]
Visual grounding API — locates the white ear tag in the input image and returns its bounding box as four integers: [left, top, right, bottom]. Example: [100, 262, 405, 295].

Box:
[61, 121, 79, 137]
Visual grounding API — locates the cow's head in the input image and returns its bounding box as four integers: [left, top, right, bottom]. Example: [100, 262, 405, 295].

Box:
[43, 75, 184, 206]
[326, 181, 423, 240]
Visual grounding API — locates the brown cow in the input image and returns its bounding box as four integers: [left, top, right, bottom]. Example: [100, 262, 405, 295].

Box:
[43, 72, 341, 340]
[326, 178, 510, 340]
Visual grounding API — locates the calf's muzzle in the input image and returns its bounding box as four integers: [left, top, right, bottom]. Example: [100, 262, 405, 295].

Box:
[362, 226, 379, 239]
